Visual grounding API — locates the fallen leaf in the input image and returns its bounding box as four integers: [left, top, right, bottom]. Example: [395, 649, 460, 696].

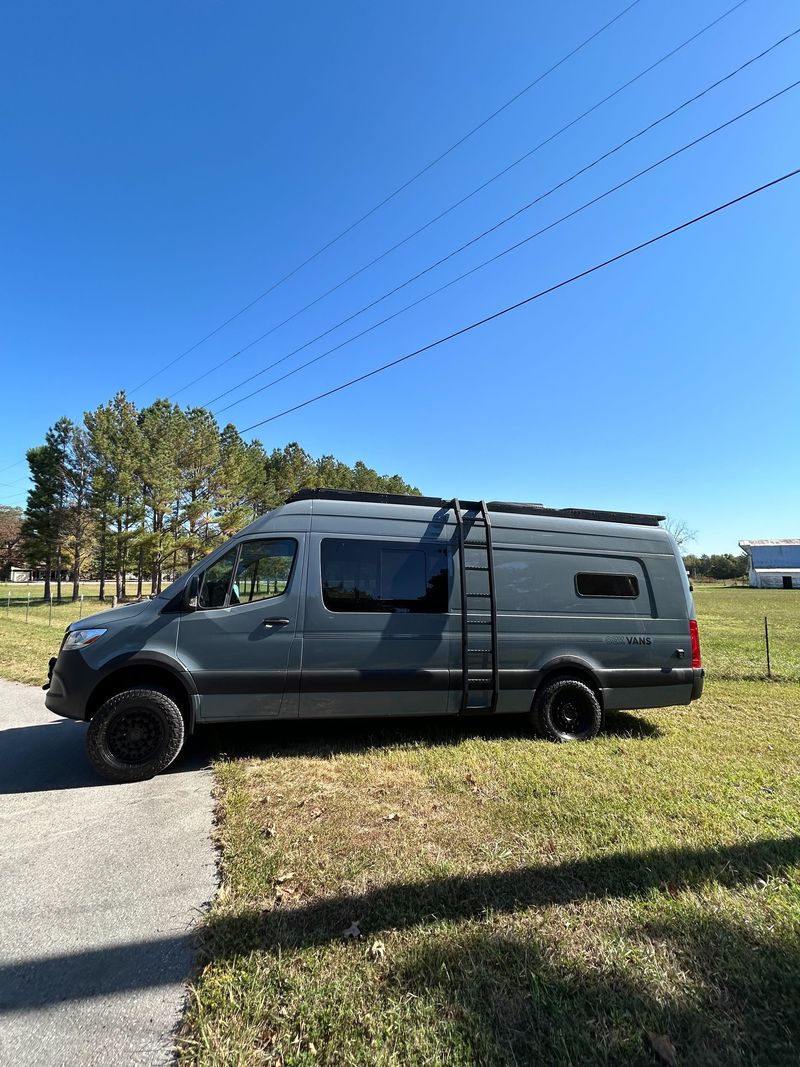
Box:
[342, 921, 362, 940]
[383, 812, 400, 822]
[309, 807, 324, 819]
[368, 939, 386, 961]
[275, 872, 295, 884]
[647, 1031, 678, 1066]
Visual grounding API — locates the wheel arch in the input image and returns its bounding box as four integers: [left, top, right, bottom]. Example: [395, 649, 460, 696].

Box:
[86, 655, 198, 732]
[534, 657, 604, 709]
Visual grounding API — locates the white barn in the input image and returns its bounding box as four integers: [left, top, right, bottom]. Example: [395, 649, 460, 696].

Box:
[738, 540, 800, 589]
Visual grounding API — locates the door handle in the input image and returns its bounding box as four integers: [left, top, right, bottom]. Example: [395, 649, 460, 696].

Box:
[262, 617, 290, 626]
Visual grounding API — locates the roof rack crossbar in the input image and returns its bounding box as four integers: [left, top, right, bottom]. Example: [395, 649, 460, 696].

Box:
[286, 488, 664, 527]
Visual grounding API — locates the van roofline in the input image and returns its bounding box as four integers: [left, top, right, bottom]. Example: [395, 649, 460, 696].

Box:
[286, 488, 666, 528]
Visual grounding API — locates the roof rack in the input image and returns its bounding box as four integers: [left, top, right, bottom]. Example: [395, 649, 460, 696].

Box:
[286, 488, 665, 527]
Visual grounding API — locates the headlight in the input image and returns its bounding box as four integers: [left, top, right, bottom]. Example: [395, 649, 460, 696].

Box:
[63, 628, 108, 651]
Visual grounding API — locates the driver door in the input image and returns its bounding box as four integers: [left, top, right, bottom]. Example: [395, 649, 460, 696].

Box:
[177, 536, 303, 720]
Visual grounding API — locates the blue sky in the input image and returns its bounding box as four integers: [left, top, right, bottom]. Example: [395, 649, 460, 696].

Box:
[1, 0, 798, 554]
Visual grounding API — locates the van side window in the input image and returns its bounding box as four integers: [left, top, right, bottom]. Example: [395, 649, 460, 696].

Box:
[322, 538, 448, 613]
[198, 548, 238, 609]
[576, 572, 639, 598]
[231, 539, 297, 606]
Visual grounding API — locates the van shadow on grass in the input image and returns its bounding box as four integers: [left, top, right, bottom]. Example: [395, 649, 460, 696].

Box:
[194, 834, 800, 1066]
[193, 707, 660, 763]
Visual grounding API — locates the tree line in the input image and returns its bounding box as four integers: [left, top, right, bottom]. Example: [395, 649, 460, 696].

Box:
[16, 392, 419, 602]
[683, 553, 748, 580]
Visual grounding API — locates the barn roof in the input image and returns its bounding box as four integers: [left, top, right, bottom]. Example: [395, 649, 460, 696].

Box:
[739, 539, 800, 548]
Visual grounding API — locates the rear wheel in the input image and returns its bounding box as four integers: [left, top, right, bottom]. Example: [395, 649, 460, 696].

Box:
[87, 688, 185, 782]
[531, 677, 602, 742]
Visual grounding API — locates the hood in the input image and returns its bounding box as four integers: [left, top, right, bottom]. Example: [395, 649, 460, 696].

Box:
[70, 599, 153, 630]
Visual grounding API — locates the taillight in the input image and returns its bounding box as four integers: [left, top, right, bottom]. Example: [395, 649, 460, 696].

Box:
[689, 619, 702, 668]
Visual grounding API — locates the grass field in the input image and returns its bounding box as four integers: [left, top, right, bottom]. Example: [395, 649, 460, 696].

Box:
[0, 583, 150, 684]
[1, 584, 798, 1064]
[174, 586, 800, 1067]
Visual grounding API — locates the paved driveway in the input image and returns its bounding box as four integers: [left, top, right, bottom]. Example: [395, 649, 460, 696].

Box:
[0, 680, 216, 1065]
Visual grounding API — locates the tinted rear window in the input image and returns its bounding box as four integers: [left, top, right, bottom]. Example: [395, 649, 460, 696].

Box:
[576, 572, 640, 598]
[322, 538, 448, 613]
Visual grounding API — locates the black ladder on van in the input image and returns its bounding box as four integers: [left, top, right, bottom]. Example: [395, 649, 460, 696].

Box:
[453, 499, 499, 713]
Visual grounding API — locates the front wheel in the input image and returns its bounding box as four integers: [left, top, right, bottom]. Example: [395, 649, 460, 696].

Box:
[87, 688, 185, 782]
[531, 677, 602, 742]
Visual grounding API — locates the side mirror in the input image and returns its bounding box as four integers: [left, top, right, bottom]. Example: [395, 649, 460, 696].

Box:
[183, 575, 199, 613]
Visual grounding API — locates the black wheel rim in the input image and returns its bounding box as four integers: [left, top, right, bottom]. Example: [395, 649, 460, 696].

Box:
[551, 691, 593, 739]
[107, 709, 164, 764]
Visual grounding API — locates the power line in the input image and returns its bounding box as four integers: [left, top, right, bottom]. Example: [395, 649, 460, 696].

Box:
[127, 0, 644, 395]
[216, 78, 800, 417]
[238, 166, 800, 433]
[0, 460, 26, 476]
[205, 33, 799, 413]
[167, 0, 752, 403]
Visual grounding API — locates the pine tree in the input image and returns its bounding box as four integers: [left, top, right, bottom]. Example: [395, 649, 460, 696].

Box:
[22, 440, 63, 600]
[85, 392, 141, 600]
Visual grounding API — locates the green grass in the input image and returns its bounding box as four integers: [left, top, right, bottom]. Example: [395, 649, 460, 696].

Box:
[177, 586, 800, 1066]
[0, 582, 152, 684]
[1, 580, 798, 1062]
[692, 585, 800, 681]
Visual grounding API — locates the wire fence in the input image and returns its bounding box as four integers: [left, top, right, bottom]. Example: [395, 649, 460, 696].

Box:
[2, 584, 797, 681]
[0, 585, 146, 630]
[4, 592, 92, 625]
[701, 617, 799, 683]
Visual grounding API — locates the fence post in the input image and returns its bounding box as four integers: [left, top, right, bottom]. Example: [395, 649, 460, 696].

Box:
[49, 596, 53, 627]
[764, 615, 772, 679]
[26, 591, 30, 624]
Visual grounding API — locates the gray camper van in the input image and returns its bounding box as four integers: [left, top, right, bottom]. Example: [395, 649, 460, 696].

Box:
[45, 490, 703, 782]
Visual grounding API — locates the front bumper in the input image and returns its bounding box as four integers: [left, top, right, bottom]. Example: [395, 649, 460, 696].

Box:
[44, 649, 96, 721]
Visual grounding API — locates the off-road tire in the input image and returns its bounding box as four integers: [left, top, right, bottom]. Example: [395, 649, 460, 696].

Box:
[87, 688, 185, 783]
[531, 677, 602, 742]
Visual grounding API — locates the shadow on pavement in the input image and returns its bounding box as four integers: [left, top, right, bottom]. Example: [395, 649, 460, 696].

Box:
[0, 933, 194, 1013]
[0, 718, 212, 795]
[0, 719, 98, 794]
